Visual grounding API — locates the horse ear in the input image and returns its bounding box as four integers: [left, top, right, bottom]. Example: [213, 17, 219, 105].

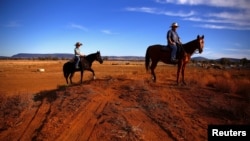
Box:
[197, 35, 200, 39]
[202, 35, 204, 39]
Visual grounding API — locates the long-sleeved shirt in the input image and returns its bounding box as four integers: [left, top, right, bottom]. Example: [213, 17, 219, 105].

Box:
[167, 29, 180, 46]
[74, 47, 81, 56]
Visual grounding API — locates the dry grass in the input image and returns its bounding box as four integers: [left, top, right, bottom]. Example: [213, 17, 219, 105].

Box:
[187, 67, 250, 97]
[0, 94, 32, 130]
[0, 60, 249, 140]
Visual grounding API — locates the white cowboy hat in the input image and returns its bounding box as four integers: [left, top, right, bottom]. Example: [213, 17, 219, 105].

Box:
[170, 22, 179, 27]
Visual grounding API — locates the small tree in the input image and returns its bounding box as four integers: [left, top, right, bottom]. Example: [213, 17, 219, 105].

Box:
[220, 58, 230, 65]
[240, 58, 248, 66]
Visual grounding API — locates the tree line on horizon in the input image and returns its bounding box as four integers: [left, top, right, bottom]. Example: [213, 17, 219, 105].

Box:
[0, 56, 249, 67]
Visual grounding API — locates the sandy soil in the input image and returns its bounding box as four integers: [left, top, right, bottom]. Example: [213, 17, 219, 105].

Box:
[0, 60, 249, 141]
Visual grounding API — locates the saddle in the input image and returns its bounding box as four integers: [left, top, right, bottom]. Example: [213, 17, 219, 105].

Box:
[161, 44, 183, 59]
[161, 45, 171, 51]
[70, 56, 89, 68]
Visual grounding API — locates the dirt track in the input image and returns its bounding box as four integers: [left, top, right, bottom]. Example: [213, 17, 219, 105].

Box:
[0, 60, 249, 141]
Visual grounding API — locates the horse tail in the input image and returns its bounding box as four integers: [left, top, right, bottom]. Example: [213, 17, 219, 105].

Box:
[145, 46, 151, 71]
[63, 62, 69, 79]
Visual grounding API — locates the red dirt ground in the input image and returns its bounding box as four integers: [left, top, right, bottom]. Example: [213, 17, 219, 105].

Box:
[0, 60, 249, 141]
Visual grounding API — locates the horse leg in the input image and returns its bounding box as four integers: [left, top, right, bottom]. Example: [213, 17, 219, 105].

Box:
[89, 68, 96, 80]
[181, 63, 187, 85]
[150, 60, 158, 82]
[69, 72, 75, 84]
[80, 70, 83, 83]
[65, 73, 69, 84]
[176, 62, 182, 85]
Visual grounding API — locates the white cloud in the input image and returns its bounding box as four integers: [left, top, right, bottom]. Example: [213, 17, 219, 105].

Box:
[125, 7, 157, 14]
[183, 9, 250, 30]
[162, 10, 195, 17]
[156, 0, 250, 9]
[208, 12, 250, 21]
[184, 16, 250, 27]
[208, 11, 250, 25]
[125, 7, 195, 17]
[70, 23, 88, 31]
[126, 1, 250, 30]
[197, 24, 250, 30]
[101, 29, 119, 35]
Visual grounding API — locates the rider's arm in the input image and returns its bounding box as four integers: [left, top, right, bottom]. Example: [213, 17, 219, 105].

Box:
[178, 38, 182, 44]
[167, 31, 174, 45]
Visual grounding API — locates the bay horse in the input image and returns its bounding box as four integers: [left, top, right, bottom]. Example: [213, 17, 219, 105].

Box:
[63, 51, 103, 84]
[145, 35, 204, 85]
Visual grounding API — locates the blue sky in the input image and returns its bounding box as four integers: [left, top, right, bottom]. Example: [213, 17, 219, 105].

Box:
[1, 0, 250, 59]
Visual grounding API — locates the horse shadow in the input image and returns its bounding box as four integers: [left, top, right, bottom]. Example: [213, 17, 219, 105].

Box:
[33, 90, 58, 103]
[33, 85, 67, 103]
[32, 78, 112, 103]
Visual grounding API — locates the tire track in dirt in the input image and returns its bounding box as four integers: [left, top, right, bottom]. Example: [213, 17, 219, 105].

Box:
[56, 78, 176, 140]
[0, 77, 210, 140]
[18, 99, 51, 141]
[116, 80, 177, 140]
[56, 84, 112, 141]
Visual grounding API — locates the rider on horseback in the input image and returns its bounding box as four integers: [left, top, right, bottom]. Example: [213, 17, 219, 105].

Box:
[167, 22, 182, 63]
[74, 42, 84, 69]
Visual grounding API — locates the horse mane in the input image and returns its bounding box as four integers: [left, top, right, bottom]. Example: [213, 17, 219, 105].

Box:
[86, 52, 97, 58]
[182, 39, 198, 54]
[83, 52, 97, 61]
[81, 52, 101, 64]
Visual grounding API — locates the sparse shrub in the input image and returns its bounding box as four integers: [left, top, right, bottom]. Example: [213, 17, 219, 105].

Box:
[117, 74, 127, 80]
[189, 69, 249, 95]
[215, 76, 237, 93]
[0, 94, 31, 129]
[188, 69, 216, 87]
[235, 78, 250, 99]
[203, 74, 217, 88]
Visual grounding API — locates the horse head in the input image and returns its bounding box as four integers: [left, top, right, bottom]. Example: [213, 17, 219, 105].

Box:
[96, 51, 103, 64]
[197, 35, 204, 53]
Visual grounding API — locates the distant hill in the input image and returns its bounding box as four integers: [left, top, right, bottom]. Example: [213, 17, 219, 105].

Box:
[105, 56, 144, 60]
[3, 53, 248, 62]
[10, 53, 145, 60]
[12, 53, 74, 59]
[215, 58, 242, 63]
[191, 57, 246, 63]
[0, 56, 10, 59]
[191, 57, 209, 61]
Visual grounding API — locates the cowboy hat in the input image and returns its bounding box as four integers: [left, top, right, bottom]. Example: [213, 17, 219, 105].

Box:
[170, 22, 179, 27]
[75, 42, 83, 46]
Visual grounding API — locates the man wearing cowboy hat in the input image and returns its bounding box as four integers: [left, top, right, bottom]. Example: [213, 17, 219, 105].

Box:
[74, 42, 84, 69]
[167, 22, 181, 63]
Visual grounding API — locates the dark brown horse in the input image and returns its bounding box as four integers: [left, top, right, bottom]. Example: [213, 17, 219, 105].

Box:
[63, 51, 103, 84]
[145, 35, 204, 84]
